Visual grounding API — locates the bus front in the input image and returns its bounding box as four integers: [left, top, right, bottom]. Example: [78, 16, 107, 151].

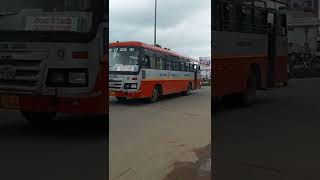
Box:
[0, 0, 108, 122]
[109, 43, 142, 101]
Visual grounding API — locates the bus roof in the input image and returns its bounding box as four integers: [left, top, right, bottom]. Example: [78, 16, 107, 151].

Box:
[109, 41, 197, 62]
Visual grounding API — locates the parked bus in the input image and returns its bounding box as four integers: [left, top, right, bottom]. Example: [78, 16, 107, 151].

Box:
[213, 0, 288, 105]
[0, 0, 108, 123]
[109, 41, 201, 102]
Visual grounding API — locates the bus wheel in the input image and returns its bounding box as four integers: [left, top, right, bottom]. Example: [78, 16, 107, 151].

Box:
[21, 111, 56, 124]
[116, 96, 127, 102]
[182, 83, 192, 96]
[149, 86, 160, 103]
[240, 69, 257, 106]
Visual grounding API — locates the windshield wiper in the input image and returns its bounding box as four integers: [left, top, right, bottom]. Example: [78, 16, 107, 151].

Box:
[0, 12, 19, 17]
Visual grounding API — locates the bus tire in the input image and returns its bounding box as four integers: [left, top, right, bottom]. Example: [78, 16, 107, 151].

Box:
[21, 111, 56, 124]
[182, 82, 192, 96]
[240, 69, 257, 106]
[116, 96, 127, 102]
[149, 86, 161, 103]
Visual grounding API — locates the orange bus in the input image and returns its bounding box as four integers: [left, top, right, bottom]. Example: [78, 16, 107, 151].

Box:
[0, 0, 108, 123]
[213, 0, 288, 105]
[109, 41, 201, 102]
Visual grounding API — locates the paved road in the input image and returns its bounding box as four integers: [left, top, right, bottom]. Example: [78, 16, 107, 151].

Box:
[214, 78, 320, 180]
[0, 112, 107, 180]
[109, 86, 211, 180]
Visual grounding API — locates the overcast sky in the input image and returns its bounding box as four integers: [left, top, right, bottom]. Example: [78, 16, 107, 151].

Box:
[109, 0, 211, 59]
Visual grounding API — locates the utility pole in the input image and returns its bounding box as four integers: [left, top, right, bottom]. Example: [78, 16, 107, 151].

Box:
[154, 0, 157, 45]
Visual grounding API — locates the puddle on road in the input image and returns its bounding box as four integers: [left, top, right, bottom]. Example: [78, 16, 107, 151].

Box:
[164, 144, 211, 180]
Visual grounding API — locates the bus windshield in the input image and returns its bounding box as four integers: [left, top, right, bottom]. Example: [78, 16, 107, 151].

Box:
[109, 47, 140, 72]
[0, 0, 94, 33]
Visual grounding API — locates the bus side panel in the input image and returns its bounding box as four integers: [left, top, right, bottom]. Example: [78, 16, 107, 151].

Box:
[213, 31, 268, 97]
[213, 57, 249, 97]
[274, 55, 288, 84]
[139, 79, 190, 97]
[274, 34, 288, 84]
[214, 56, 268, 97]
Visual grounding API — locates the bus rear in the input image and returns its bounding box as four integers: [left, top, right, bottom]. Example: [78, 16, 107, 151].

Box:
[0, 0, 108, 123]
[213, 0, 288, 105]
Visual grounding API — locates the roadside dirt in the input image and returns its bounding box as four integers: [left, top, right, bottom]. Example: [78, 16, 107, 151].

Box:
[164, 144, 211, 180]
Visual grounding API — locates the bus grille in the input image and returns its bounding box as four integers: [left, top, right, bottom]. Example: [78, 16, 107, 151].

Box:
[0, 53, 46, 92]
[109, 79, 123, 90]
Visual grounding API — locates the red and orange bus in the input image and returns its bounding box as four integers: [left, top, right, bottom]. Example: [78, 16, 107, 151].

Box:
[0, 0, 108, 123]
[109, 41, 201, 102]
[213, 0, 288, 105]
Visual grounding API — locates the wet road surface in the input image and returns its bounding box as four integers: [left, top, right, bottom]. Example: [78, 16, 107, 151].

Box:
[0, 113, 107, 180]
[164, 144, 211, 180]
[109, 86, 211, 180]
[214, 78, 320, 180]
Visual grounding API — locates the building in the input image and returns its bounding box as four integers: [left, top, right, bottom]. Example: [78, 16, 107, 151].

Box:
[199, 57, 211, 79]
[287, 0, 320, 54]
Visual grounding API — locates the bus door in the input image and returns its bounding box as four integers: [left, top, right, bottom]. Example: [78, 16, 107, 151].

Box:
[267, 12, 276, 88]
[194, 64, 200, 89]
[194, 64, 198, 89]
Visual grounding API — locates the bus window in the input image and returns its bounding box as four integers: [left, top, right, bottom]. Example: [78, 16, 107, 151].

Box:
[172, 57, 178, 71]
[223, 2, 235, 31]
[160, 57, 165, 70]
[254, 9, 267, 34]
[150, 55, 156, 69]
[213, 0, 222, 31]
[240, 6, 253, 33]
[176, 61, 180, 71]
[163, 57, 170, 70]
[279, 14, 287, 36]
[142, 55, 151, 68]
[173, 61, 177, 71]
[181, 62, 185, 71]
[155, 57, 161, 69]
[169, 59, 173, 70]
[178, 61, 183, 71]
[185, 62, 189, 72]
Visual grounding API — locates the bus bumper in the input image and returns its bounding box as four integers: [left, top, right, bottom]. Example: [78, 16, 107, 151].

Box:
[0, 93, 108, 115]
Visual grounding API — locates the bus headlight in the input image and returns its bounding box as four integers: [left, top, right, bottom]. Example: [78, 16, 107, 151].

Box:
[47, 72, 66, 85]
[46, 69, 88, 87]
[68, 72, 87, 85]
[124, 83, 137, 89]
[131, 83, 137, 89]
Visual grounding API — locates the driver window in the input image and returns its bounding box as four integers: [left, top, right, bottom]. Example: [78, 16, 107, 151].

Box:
[142, 55, 150, 68]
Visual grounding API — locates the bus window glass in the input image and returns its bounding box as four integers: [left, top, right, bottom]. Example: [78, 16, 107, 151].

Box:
[223, 2, 235, 31]
[181, 62, 185, 71]
[168, 59, 173, 70]
[142, 55, 151, 68]
[240, 6, 253, 32]
[155, 56, 161, 69]
[254, 9, 267, 33]
[160, 57, 165, 70]
[150, 55, 156, 69]
[164, 58, 169, 70]
[109, 47, 140, 68]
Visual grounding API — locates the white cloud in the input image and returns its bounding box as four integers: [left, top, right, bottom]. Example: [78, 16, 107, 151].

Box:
[109, 0, 211, 58]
